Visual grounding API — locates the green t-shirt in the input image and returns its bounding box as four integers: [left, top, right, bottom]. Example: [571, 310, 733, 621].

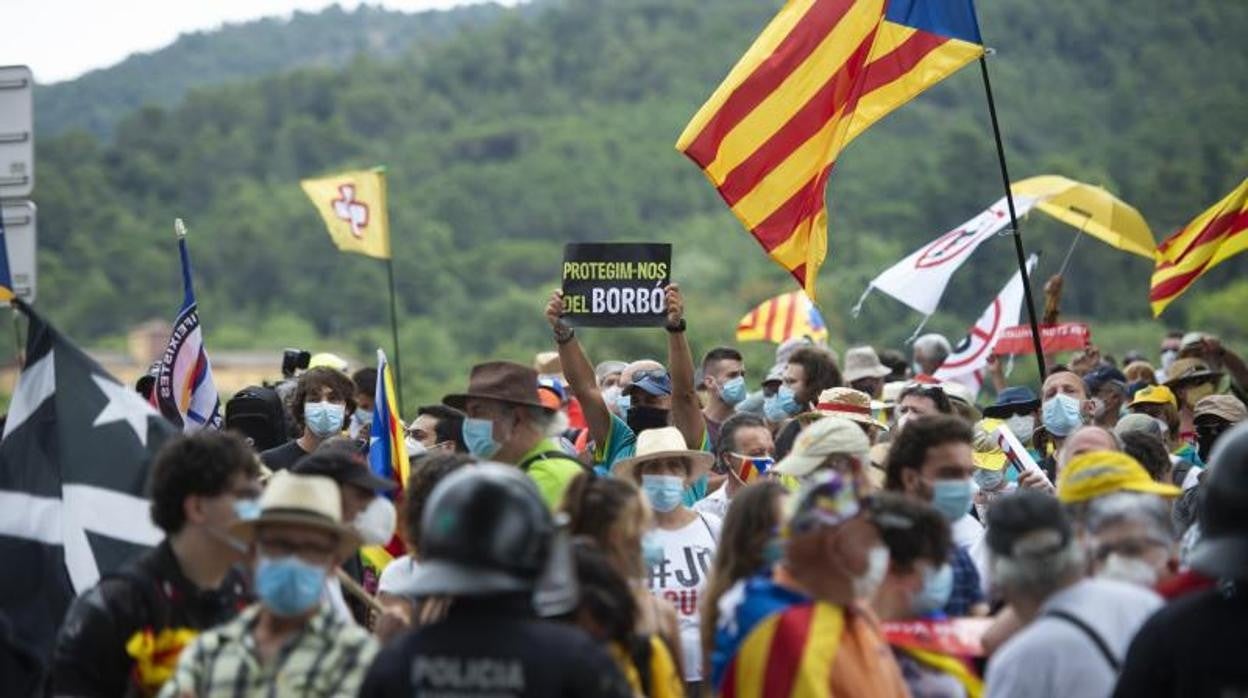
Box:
[596, 413, 709, 506]
[519, 438, 585, 509]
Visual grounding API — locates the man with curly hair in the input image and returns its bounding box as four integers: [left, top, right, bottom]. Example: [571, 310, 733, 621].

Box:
[53, 431, 262, 697]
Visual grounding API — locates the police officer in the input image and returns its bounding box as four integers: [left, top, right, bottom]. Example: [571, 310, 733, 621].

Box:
[359, 464, 632, 697]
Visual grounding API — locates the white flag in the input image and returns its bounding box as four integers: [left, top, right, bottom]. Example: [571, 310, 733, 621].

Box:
[854, 195, 1037, 317]
[934, 255, 1039, 397]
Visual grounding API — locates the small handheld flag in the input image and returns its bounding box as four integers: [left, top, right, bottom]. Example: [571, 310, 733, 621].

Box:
[300, 168, 391, 260]
[1150, 178, 1248, 316]
[736, 290, 828, 344]
[149, 219, 222, 432]
[368, 349, 409, 496]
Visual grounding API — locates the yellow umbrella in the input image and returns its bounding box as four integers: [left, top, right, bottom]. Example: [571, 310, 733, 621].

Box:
[1011, 175, 1155, 259]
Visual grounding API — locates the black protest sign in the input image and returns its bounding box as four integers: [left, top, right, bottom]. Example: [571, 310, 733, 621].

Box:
[561, 243, 671, 327]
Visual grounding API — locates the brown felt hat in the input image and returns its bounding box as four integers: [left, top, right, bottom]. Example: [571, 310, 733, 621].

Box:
[443, 361, 553, 412]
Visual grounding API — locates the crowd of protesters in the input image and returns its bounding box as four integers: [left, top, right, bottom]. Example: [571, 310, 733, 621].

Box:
[33, 285, 1248, 697]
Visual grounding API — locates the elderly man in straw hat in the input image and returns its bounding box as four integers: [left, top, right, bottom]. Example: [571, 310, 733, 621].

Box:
[159, 471, 377, 698]
[614, 426, 718, 693]
[443, 360, 584, 508]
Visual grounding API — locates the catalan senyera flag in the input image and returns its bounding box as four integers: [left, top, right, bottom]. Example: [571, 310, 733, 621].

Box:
[150, 221, 222, 432]
[300, 167, 391, 259]
[677, 0, 985, 294]
[1151, 178, 1248, 316]
[368, 349, 409, 496]
[736, 290, 829, 344]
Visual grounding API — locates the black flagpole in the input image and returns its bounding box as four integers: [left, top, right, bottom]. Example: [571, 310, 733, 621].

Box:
[978, 53, 1047, 380]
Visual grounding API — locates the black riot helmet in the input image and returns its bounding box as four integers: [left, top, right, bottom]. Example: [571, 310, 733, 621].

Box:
[407, 464, 577, 615]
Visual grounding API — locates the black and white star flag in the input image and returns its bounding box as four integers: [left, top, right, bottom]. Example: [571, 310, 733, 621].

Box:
[0, 301, 178, 661]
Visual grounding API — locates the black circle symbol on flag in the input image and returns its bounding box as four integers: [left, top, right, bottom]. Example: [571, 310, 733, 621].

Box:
[940, 299, 1003, 373]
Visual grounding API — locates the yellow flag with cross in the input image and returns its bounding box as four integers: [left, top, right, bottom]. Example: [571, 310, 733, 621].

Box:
[300, 168, 391, 259]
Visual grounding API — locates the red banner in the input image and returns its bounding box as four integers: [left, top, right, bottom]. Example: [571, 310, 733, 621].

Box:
[993, 323, 1090, 356]
[881, 618, 992, 657]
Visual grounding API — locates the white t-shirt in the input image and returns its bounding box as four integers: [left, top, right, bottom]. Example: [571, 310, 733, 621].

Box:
[378, 554, 420, 596]
[646, 511, 722, 682]
[985, 577, 1163, 698]
[692, 484, 731, 520]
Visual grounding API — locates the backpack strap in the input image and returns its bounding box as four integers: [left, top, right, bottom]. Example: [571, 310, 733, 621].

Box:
[696, 512, 719, 544]
[1043, 609, 1120, 672]
[629, 634, 653, 697]
[519, 450, 593, 476]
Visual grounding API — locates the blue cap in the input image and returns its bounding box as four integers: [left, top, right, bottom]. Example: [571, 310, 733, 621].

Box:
[1084, 366, 1128, 395]
[982, 386, 1040, 418]
[630, 370, 672, 397]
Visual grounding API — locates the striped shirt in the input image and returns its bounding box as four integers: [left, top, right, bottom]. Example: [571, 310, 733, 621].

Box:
[157, 603, 378, 698]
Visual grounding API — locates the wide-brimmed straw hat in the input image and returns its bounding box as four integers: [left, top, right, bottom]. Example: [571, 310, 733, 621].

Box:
[230, 471, 362, 560]
[816, 387, 888, 430]
[612, 426, 714, 483]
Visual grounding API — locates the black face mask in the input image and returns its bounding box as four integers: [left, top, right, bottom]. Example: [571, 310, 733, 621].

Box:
[1196, 422, 1229, 463]
[627, 405, 670, 434]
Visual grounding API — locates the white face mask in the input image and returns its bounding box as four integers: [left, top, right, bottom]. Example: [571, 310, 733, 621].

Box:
[352, 497, 396, 547]
[1098, 553, 1159, 588]
[853, 545, 890, 599]
[405, 437, 427, 457]
[1005, 415, 1036, 441]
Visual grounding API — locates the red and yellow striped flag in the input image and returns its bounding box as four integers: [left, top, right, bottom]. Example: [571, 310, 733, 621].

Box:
[677, 0, 985, 295]
[736, 290, 829, 344]
[1151, 178, 1248, 316]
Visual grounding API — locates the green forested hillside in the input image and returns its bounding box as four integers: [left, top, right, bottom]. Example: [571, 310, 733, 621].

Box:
[35, 2, 512, 139]
[29, 0, 1248, 403]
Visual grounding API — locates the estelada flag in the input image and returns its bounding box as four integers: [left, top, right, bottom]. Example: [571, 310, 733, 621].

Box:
[0, 208, 14, 302]
[1150, 178, 1248, 316]
[368, 348, 409, 496]
[300, 167, 391, 259]
[736, 290, 829, 344]
[677, 0, 985, 295]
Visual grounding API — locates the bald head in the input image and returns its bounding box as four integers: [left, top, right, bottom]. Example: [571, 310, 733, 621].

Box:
[1057, 425, 1122, 471]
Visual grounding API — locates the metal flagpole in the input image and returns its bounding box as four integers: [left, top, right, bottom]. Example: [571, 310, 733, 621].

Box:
[978, 53, 1047, 379]
[385, 257, 405, 416]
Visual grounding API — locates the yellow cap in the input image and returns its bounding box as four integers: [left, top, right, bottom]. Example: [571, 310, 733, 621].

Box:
[1129, 384, 1177, 409]
[1057, 450, 1181, 504]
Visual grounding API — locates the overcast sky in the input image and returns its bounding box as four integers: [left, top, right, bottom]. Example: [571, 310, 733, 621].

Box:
[2, 0, 517, 84]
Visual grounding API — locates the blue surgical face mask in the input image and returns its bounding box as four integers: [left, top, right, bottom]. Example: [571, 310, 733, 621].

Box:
[973, 467, 1005, 493]
[913, 563, 954, 615]
[462, 417, 501, 459]
[641, 531, 665, 568]
[930, 478, 973, 521]
[641, 474, 684, 513]
[761, 536, 785, 567]
[719, 376, 747, 406]
[304, 401, 345, 438]
[616, 393, 632, 418]
[1042, 393, 1084, 437]
[233, 498, 261, 522]
[764, 385, 801, 421]
[255, 555, 327, 617]
[352, 407, 370, 425]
